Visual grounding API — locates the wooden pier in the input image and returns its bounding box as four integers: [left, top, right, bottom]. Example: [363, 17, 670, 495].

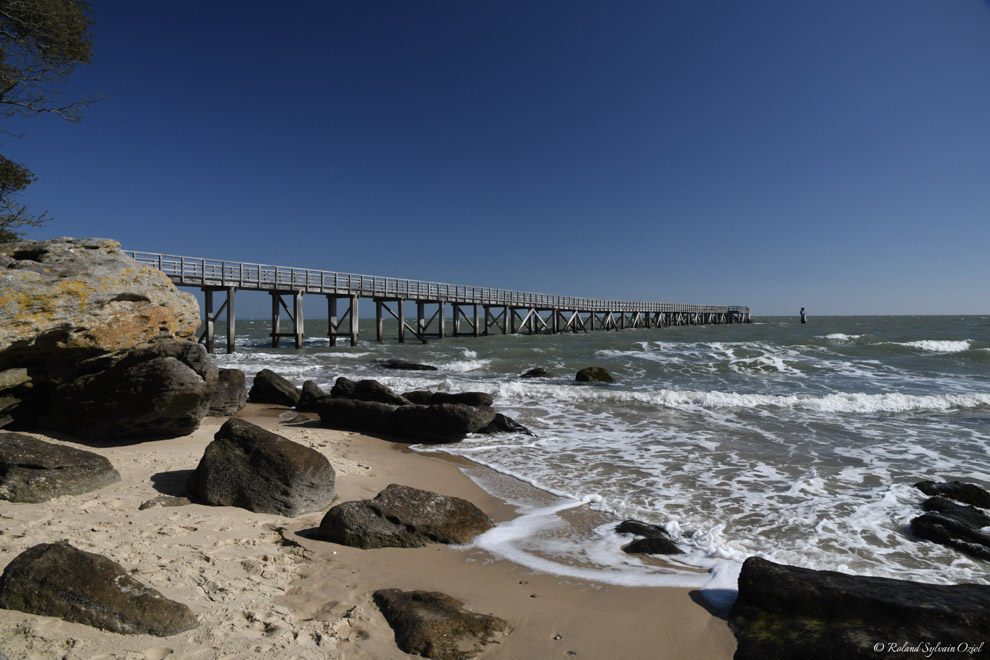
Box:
[124, 251, 751, 353]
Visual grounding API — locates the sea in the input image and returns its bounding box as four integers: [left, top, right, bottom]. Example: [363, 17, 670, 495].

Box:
[209, 315, 990, 600]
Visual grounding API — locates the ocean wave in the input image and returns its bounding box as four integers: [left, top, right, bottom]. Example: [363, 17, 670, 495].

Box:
[488, 381, 990, 413]
[893, 340, 972, 353]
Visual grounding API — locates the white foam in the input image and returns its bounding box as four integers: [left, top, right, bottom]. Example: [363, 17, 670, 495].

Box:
[896, 340, 972, 352]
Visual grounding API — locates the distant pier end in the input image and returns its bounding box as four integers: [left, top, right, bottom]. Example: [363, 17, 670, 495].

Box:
[125, 251, 751, 354]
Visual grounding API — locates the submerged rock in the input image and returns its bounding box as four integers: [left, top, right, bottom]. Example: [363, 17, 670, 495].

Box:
[381, 359, 438, 371]
[478, 413, 534, 436]
[728, 557, 990, 660]
[0, 541, 198, 636]
[373, 589, 508, 660]
[616, 520, 683, 556]
[911, 496, 990, 561]
[520, 367, 552, 379]
[0, 432, 120, 502]
[915, 480, 990, 509]
[575, 366, 615, 383]
[317, 484, 493, 549]
[187, 418, 335, 517]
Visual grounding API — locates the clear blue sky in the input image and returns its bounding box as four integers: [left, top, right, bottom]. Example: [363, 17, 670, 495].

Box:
[7, 1, 990, 316]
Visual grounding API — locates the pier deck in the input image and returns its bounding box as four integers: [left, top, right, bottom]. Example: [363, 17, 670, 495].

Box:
[125, 251, 751, 353]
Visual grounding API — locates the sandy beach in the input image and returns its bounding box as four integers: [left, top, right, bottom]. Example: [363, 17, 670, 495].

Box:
[0, 403, 736, 659]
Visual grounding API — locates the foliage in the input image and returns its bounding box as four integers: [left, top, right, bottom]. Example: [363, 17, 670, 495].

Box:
[0, 0, 97, 242]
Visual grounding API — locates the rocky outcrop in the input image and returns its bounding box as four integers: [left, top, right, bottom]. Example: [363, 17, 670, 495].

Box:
[317, 484, 493, 549]
[208, 368, 247, 416]
[616, 520, 683, 556]
[248, 369, 300, 407]
[478, 413, 533, 436]
[0, 541, 197, 636]
[911, 495, 990, 561]
[916, 480, 990, 508]
[296, 380, 328, 412]
[575, 367, 615, 383]
[0, 432, 120, 502]
[393, 403, 496, 444]
[315, 398, 398, 436]
[728, 557, 990, 660]
[42, 338, 217, 439]
[331, 377, 411, 406]
[187, 418, 335, 517]
[520, 367, 552, 378]
[373, 589, 508, 660]
[381, 359, 438, 371]
[0, 238, 203, 430]
[401, 390, 493, 408]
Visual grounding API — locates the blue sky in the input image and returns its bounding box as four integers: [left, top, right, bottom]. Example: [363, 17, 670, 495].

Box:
[6, 1, 990, 316]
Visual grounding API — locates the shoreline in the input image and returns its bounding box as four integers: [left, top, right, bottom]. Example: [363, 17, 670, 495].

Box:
[0, 403, 736, 659]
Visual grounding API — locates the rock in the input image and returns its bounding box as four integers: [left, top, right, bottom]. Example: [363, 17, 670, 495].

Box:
[248, 368, 300, 407]
[478, 413, 534, 436]
[575, 367, 615, 383]
[187, 418, 335, 517]
[0, 432, 120, 502]
[915, 480, 990, 509]
[331, 377, 411, 406]
[317, 484, 493, 548]
[0, 367, 31, 428]
[381, 358, 438, 371]
[911, 496, 990, 561]
[521, 367, 552, 378]
[296, 380, 328, 412]
[42, 338, 218, 439]
[316, 397, 399, 436]
[139, 495, 191, 510]
[208, 368, 247, 416]
[373, 589, 508, 660]
[400, 390, 494, 408]
[616, 520, 683, 555]
[0, 541, 197, 636]
[393, 403, 497, 444]
[0, 238, 200, 427]
[728, 556, 990, 660]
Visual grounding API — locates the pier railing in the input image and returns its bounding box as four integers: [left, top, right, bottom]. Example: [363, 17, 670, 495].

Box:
[125, 251, 748, 317]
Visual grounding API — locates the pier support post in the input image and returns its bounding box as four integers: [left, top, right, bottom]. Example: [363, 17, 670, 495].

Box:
[200, 287, 237, 354]
[349, 295, 359, 346]
[328, 296, 338, 347]
[293, 291, 303, 349]
[399, 301, 406, 343]
[376, 301, 383, 342]
[473, 304, 480, 337]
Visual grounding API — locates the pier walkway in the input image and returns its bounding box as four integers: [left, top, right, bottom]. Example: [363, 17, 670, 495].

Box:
[125, 251, 751, 353]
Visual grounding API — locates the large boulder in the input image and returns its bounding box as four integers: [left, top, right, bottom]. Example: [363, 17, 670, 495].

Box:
[248, 369, 300, 407]
[401, 390, 493, 408]
[187, 418, 335, 517]
[42, 338, 218, 438]
[316, 397, 399, 436]
[373, 589, 508, 660]
[728, 557, 990, 660]
[208, 368, 247, 416]
[317, 484, 493, 549]
[0, 541, 197, 636]
[0, 432, 120, 502]
[392, 403, 496, 444]
[295, 380, 328, 412]
[0, 238, 201, 428]
[331, 377, 411, 406]
[520, 367, 552, 379]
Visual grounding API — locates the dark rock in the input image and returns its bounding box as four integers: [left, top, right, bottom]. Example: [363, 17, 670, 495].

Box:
[316, 397, 399, 436]
[575, 367, 615, 383]
[911, 497, 990, 561]
[399, 391, 494, 408]
[0, 368, 31, 429]
[0, 541, 197, 636]
[478, 413, 534, 436]
[248, 369, 300, 407]
[521, 367, 552, 379]
[0, 432, 121, 502]
[728, 556, 990, 660]
[187, 418, 335, 517]
[401, 390, 435, 405]
[373, 589, 508, 660]
[208, 368, 247, 416]
[296, 380, 328, 412]
[382, 359, 438, 371]
[915, 480, 990, 509]
[317, 483, 493, 548]
[42, 338, 218, 439]
[616, 520, 683, 555]
[393, 403, 497, 444]
[331, 377, 411, 406]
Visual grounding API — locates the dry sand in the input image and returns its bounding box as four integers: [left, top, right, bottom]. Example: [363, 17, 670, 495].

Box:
[0, 404, 736, 659]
